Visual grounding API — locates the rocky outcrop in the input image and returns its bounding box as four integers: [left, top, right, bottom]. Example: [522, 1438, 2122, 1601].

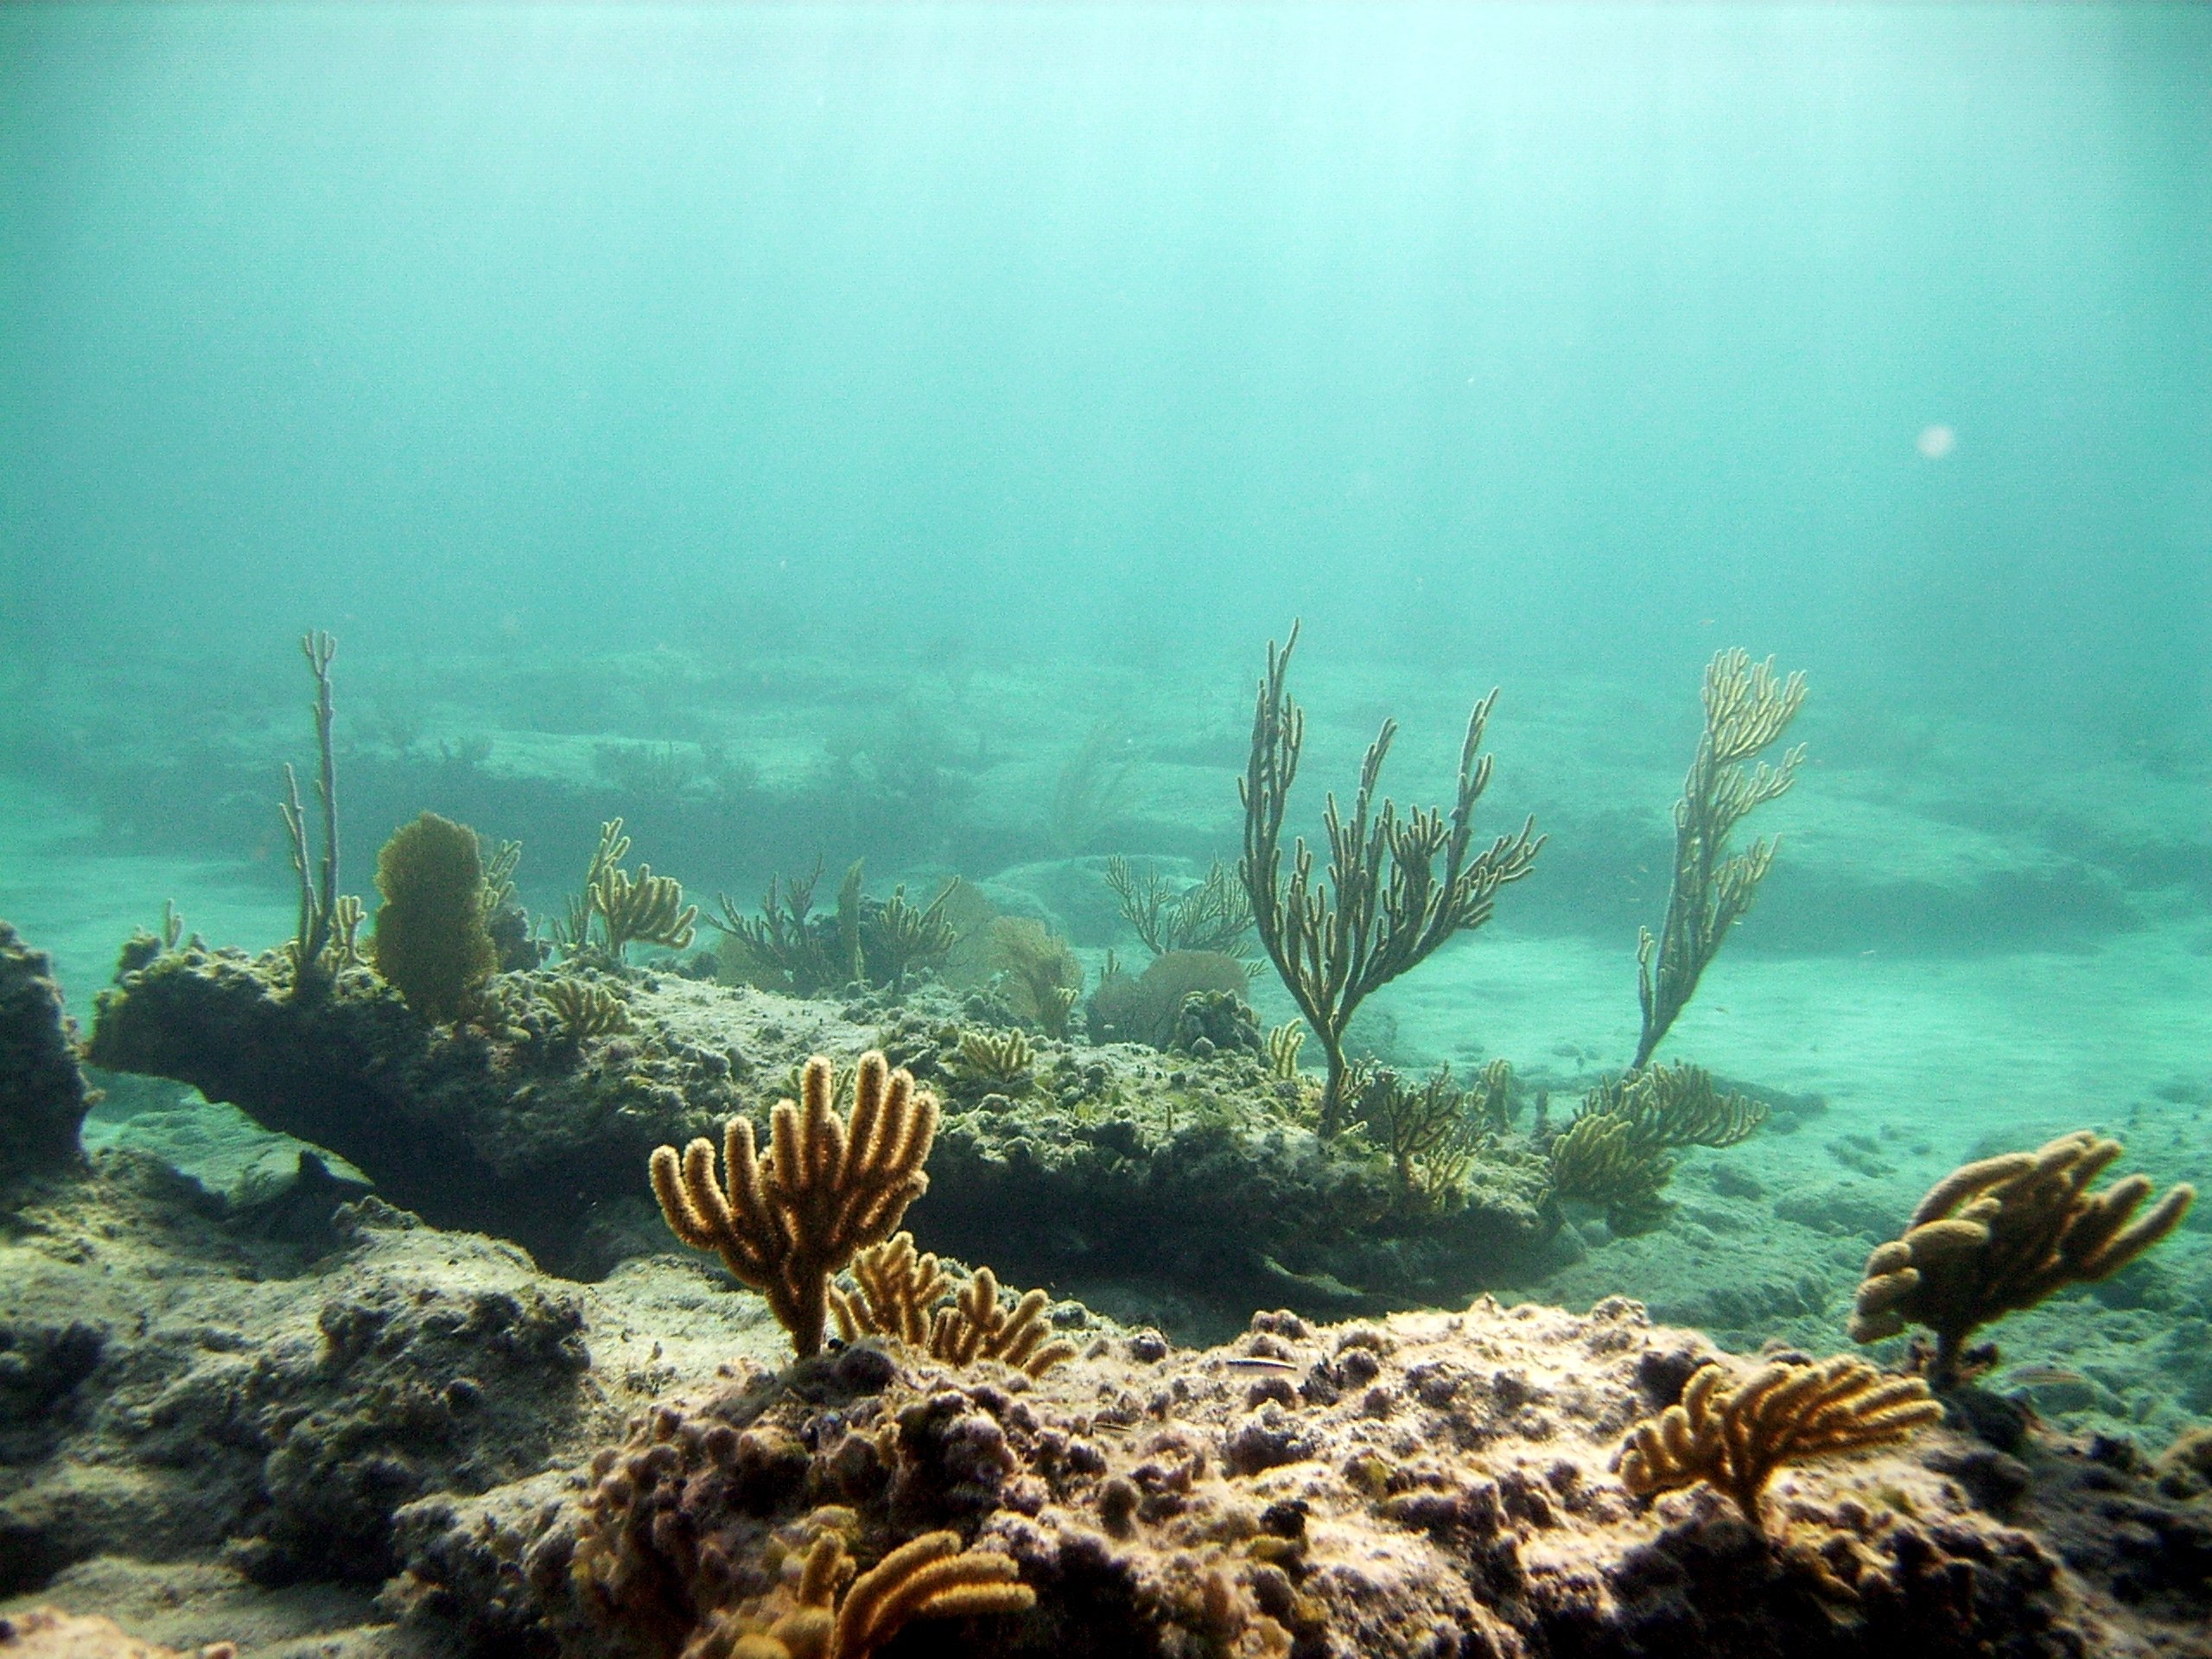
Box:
[86, 950, 746, 1272]
[388, 1294, 2212, 1659]
[7, 1152, 2208, 1659]
[0, 923, 94, 1185]
[1, 1161, 600, 1596]
[86, 953, 1557, 1316]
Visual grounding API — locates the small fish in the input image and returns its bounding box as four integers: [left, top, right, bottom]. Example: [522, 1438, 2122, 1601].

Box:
[1224, 1357, 1299, 1372]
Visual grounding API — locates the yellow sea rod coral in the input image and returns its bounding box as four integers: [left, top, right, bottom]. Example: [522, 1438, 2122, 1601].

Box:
[1851, 1130, 2195, 1387]
[682, 1517, 1033, 1659]
[830, 1232, 1077, 1377]
[649, 1052, 937, 1358]
[1634, 647, 1806, 1068]
[542, 976, 631, 1042]
[944, 1027, 1035, 1090]
[1241, 621, 1542, 1135]
[1617, 1355, 1941, 1534]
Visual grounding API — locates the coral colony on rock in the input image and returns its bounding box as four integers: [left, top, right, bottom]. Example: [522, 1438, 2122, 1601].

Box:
[3, 613, 2208, 1659]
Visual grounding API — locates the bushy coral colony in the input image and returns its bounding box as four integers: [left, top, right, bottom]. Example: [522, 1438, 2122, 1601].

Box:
[3, 621, 2206, 1658]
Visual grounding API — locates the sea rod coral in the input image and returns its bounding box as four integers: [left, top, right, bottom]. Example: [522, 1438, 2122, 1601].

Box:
[1850, 1129, 2195, 1388]
[1240, 621, 1543, 1135]
[649, 1052, 938, 1357]
[1633, 647, 1806, 1069]
[279, 628, 347, 997]
[829, 1231, 1077, 1378]
[1616, 1354, 1942, 1535]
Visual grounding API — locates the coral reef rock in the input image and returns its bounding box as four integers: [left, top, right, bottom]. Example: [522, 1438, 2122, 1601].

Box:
[86, 956, 1557, 1317]
[86, 948, 758, 1273]
[7, 1154, 2209, 1659]
[1, 922, 93, 1185]
[391, 1294, 2204, 1659]
[1, 1159, 599, 1594]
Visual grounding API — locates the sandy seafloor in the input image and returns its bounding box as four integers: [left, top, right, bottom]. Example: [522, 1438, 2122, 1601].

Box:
[3, 651, 2208, 1440]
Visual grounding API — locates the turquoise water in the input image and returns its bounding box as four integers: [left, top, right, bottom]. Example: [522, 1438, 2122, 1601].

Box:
[7, 5, 2207, 696]
[4, 13, 2212, 1645]
[2, 3, 2208, 1421]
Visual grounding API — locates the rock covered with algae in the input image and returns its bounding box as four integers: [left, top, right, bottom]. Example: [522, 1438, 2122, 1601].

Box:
[387, 1293, 2198, 1659]
[0, 921, 94, 1185]
[85, 950, 1556, 1316]
[4, 1152, 2209, 1657]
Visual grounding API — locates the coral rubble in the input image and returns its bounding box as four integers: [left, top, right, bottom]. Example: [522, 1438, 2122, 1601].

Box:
[0, 1607, 217, 1659]
[85, 944, 753, 1272]
[1, 1162, 595, 1596]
